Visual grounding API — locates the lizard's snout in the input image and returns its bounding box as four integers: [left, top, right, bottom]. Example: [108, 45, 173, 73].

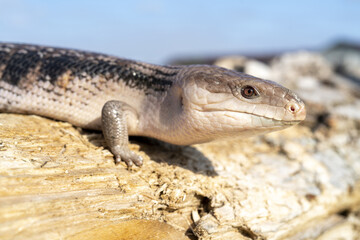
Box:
[286, 100, 306, 121]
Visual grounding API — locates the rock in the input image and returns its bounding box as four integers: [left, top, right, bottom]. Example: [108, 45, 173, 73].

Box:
[271, 51, 334, 89]
[333, 100, 360, 120]
[324, 42, 360, 81]
[214, 55, 247, 72]
[244, 60, 273, 80]
[214, 56, 273, 80]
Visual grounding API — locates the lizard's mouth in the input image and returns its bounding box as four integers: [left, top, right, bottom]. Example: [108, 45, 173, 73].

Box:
[193, 108, 303, 126]
[224, 110, 303, 125]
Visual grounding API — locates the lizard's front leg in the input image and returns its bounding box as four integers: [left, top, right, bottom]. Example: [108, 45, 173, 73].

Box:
[101, 100, 143, 167]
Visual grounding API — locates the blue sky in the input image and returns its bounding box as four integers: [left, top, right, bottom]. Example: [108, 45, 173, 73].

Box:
[1, 0, 359, 64]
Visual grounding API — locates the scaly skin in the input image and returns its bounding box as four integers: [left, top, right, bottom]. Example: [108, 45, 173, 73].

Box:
[0, 43, 306, 167]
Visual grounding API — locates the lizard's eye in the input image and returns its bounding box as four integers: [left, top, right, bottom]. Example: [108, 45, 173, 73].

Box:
[241, 85, 259, 99]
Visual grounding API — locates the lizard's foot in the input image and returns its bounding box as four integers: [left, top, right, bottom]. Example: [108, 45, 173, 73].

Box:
[112, 145, 143, 167]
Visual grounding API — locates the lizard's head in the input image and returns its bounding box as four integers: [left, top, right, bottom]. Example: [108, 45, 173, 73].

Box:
[162, 65, 306, 145]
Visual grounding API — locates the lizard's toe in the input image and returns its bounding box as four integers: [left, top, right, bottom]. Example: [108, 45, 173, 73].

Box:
[113, 147, 143, 167]
[128, 152, 143, 167]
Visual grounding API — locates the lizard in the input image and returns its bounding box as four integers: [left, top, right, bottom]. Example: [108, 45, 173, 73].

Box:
[0, 43, 306, 167]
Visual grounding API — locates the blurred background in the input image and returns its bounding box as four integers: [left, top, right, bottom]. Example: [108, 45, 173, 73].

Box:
[1, 0, 359, 64]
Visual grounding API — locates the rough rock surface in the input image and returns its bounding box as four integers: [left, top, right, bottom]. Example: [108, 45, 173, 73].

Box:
[324, 42, 360, 83]
[1, 51, 360, 240]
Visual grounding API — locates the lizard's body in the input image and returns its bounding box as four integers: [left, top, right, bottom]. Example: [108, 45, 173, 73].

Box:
[0, 43, 306, 166]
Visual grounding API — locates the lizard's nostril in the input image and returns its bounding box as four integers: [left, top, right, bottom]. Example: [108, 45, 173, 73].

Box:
[286, 102, 300, 113]
[286, 101, 306, 121]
